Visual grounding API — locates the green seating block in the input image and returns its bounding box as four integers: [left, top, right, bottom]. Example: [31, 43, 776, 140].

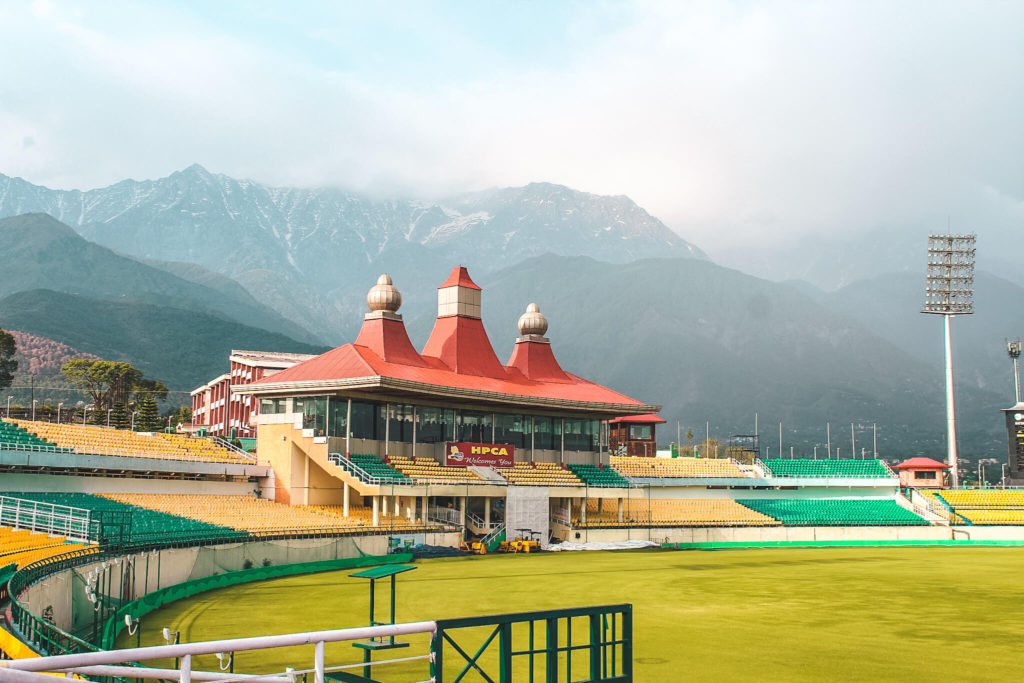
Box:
[761, 459, 891, 478]
[737, 498, 928, 526]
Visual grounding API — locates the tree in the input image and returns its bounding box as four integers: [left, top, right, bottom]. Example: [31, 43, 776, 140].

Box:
[0, 327, 17, 390]
[136, 396, 161, 432]
[110, 402, 130, 430]
[61, 360, 167, 414]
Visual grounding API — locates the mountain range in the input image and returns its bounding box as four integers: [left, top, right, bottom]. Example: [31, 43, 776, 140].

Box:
[0, 166, 703, 342]
[0, 166, 1018, 462]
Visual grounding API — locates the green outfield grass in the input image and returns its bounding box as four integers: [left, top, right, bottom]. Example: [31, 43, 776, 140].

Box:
[120, 548, 1024, 681]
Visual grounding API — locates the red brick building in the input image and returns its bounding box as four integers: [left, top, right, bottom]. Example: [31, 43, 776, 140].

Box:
[190, 350, 315, 437]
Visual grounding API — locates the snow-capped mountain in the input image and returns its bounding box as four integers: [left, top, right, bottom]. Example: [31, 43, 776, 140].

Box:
[0, 165, 703, 341]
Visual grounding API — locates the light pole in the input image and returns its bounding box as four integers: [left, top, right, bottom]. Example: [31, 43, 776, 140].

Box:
[922, 234, 976, 489]
[31, 399, 37, 421]
[1008, 339, 1022, 404]
[131, 411, 139, 431]
[6, 396, 11, 419]
[107, 408, 112, 427]
[1003, 463, 1009, 489]
[57, 402, 63, 424]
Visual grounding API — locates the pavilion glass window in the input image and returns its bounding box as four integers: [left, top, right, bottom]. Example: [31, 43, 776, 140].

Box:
[564, 419, 599, 451]
[533, 416, 561, 451]
[300, 397, 326, 435]
[494, 413, 531, 448]
[350, 400, 385, 440]
[387, 403, 414, 443]
[417, 406, 454, 444]
[327, 399, 347, 438]
[457, 410, 492, 443]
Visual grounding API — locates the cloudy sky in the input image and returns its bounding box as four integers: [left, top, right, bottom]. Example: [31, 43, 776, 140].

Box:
[1, 0, 1021, 252]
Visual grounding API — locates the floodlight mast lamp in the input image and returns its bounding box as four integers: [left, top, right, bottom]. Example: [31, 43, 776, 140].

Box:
[922, 233, 976, 489]
[1008, 339, 1022, 404]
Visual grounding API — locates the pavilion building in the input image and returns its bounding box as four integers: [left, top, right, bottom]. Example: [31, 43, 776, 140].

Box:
[233, 267, 660, 515]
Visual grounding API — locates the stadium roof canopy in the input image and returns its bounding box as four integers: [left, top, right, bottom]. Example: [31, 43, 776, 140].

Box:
[234, 266, 659, 416]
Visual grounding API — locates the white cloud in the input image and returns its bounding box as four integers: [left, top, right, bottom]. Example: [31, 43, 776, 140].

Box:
[0, 0, 1021, 253]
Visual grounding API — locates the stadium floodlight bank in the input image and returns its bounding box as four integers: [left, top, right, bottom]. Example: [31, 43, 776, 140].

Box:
[921, 233, 976, 488]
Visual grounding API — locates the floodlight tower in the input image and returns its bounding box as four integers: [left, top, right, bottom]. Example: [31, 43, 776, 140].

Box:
[922, 234, 976, 488]
[1008, 339, 1022, 404]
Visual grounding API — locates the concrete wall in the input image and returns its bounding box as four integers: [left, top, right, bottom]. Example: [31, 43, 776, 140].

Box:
[568, 525, 1024, 544]
[18, 532, 459, 635]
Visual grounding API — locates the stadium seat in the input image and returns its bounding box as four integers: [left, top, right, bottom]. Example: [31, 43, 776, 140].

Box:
[567, 464, 631, 487]
[387, 455, 484, 483]
[11, 420, 250, 463]
[760, 459, 894, 478]
[575, 498, 780, 527]
[925, 490, 1024, 525]
[736, 499, 928, 526]
[495, 462, 584, 486]
[609, 456, 747, 478]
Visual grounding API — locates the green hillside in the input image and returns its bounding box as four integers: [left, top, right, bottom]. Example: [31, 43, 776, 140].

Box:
[0, 289, 327, 390]
[0, 213, 318, 343]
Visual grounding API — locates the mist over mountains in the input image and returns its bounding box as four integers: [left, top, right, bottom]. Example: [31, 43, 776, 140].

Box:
[0, 166, 702, 342]
[0, 166, 1017, 461]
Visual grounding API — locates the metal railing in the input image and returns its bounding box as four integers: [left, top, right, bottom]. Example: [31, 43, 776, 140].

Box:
[433, 604, 633, 682]
[7, 604, 633, 682]
[429, 506, 464, 526]
[0, 440, 74, 454]
[327, 452, 416, 487]
[0, 495, 94, 541]
[210, 435, 259, 462]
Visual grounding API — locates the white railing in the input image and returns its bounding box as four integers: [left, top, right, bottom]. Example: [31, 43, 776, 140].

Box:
[328, 453, 417, 487]
[428, 506, 463, 526]
[480, 524, 505, 548]
[2, 621, 438, 683]
[0, 495, 93, 542]
[0, 440, 73, 454]
[464, 510, 499, 530]
[210, 435, 259, 462]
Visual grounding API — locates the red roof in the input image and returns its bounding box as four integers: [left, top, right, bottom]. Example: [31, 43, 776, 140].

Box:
[609, 413, 666, 424]
[242, 266, 657, 412]
[892, 457, 951, 470]
[438, 266, 481, 290]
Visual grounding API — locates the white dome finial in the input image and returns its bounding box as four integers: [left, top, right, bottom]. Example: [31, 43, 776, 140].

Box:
[367, 273, 402, 313]
[518, 302, 548, 337]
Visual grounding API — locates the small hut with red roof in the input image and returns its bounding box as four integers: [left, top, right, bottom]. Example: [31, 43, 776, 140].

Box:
[608, 414, 666, 457]
[891, 457, 950, 489]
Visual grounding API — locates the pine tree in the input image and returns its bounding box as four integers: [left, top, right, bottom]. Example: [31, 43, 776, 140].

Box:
[137, 397, 160, 432]
[110, 402, 129, 430]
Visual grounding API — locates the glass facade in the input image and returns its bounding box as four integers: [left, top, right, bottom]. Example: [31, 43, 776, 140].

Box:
[387, 403, 414, 443]
[494, 413, 531, 448]
[286, 396, 604, 453]
[417, 406, 454, 443]
[456, 410, 492, 443]
[259, 398, 286, 414]
[564, 419, 599, 451]
[533, 416, 562, 451]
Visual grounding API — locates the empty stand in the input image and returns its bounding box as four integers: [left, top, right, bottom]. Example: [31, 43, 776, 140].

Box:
[761, 458, 893, 478]
[0, 419, 69, 452]
[928, 490, 1024, 525]
[387, 456, 484, 484]
[737, 498, 928, 526]
[576, 498, 780, 527]
[496, 462, 583, 486]
[13, 420, 252, 463]
[567, 463, 631, 487]
[0, 526, 94, 568]
[8, 492, 246, 544]
[610, 456, 747, 478]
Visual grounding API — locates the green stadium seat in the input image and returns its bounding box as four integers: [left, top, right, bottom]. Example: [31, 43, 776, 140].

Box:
[567, 464, 631, 487]
[736, 498, 928, 526]
[761, 459, 893, 478]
